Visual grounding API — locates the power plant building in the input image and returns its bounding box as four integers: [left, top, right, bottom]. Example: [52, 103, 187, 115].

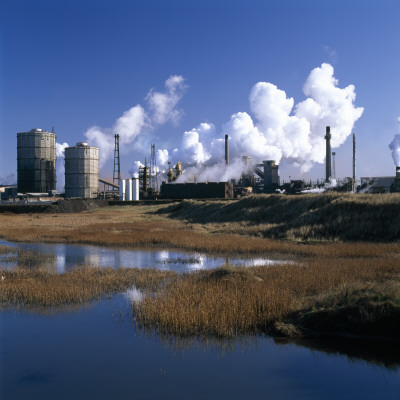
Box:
[263, 160, 280, 192]
[160, 182, 234, 199]
[17, 128, 56, 193]
[65, 142, 99, 198]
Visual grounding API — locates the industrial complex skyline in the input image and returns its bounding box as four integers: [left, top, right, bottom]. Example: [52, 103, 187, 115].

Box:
[1, 0, 399, 188]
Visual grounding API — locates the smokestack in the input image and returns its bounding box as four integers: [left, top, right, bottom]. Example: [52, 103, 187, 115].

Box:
[395, 167, 400, 193]
[225, 134, 229, 166]
[352, 132, 356, 193]
[325, 126, 332, 182]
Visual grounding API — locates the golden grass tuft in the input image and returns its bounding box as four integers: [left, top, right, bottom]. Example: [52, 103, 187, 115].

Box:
[133, 255, 400, 338]
[0, 266, 174, 309]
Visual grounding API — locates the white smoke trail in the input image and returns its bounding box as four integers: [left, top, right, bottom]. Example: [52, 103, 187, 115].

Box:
[56, 142, 69, 191]
[388, 118, 400, 167]
[157, 63, 363, 182]
[389, 134, 400, 167]
[84, 76, 187, 168]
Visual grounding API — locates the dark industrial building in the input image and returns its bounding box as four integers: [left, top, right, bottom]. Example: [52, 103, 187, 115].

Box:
[160, 182, 234, 199]
[17, 128, 56, 193]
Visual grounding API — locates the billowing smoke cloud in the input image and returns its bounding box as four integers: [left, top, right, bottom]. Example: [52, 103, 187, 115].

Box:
[158, 63, 363, 182]
[389, 119, 400, 166]
[56, 142, 69, 191]
[84, 75, 187, 167]
[146, 75, 187, 125]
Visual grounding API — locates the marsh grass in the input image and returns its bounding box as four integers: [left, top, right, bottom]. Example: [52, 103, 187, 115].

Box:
[0, 266, 174, 310]
[133, 255, 400, 339]
[159, 193, 400, 242]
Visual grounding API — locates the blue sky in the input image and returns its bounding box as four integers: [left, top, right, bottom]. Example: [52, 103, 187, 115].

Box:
[1, 0, 399, 187]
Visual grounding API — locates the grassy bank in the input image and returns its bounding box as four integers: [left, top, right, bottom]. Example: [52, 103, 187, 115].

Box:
[1, 194, 399, 341]
[132, 255, 400, 340]
[159, 192, 400, 242]
[0, 199, 399, 259]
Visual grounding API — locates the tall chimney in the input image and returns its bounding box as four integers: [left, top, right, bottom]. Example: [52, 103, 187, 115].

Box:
[225, 134, 229, 166]
[352, 132, 356, 193]
[394, 167, 400, 193]
[325, 126, 332, 182]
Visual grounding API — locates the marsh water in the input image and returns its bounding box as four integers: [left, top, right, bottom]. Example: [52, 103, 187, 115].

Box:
[0, 240, 283, 273]
[1, 241, 399, 399]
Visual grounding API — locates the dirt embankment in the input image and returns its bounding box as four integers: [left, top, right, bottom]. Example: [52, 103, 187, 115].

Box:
[0, 199, 109, 214]
[159, 193, 400, 242]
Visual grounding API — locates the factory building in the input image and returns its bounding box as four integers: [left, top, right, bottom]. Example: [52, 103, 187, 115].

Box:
[119, 178, 140, 201]
[160, 182, 234, 199]
[263, 160, 280, 193]
[65, 142, 99, 198]
[394, 167, 400, 192]
[17, 128, 56, 193]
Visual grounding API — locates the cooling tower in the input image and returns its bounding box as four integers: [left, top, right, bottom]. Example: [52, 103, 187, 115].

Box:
[65, 142, 99, 198]
[17, 128, 56, 193]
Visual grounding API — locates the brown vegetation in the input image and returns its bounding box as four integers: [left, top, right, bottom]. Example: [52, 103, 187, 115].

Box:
[133, 255, 400, 339]
[0, 266, 173, 310]
[159, 192, 400, 242]
[1, 194, 400, 340]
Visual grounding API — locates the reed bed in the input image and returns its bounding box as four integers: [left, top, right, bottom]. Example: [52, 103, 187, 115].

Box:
[133, 255, 400, 339]
[0, 266, 174, 309]
[1, 216, 399, 259]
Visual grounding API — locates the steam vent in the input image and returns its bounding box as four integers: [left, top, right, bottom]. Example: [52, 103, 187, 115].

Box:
[65, 142, 99, 198]
[17, 128, 57, 193]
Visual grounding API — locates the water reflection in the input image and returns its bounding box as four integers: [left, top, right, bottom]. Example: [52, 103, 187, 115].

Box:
[123, 285, 144, 303]
[288, 336, 400, 370]
[0, 240, 286, 273]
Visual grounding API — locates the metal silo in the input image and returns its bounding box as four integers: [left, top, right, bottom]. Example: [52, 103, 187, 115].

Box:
[17, 128, 57, 193]
[65, 142, 99, 198]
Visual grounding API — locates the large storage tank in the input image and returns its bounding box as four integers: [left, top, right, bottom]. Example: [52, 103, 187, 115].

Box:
[17, 128, 56, 193]
[65, 142, 99, 198]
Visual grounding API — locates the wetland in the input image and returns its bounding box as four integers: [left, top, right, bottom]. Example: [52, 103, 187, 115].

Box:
[1, 194, 400, 399]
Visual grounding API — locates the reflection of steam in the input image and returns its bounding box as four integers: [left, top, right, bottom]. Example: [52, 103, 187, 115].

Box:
[124, 285, 144, 303]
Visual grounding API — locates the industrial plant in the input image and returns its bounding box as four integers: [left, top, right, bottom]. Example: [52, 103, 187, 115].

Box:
[2, 125, 400, 203]
[17, 128, 56, 193]
[64, 142, 99, 199]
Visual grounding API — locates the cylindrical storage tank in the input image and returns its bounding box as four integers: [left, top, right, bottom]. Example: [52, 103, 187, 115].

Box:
[64, 143, 99, 198]
[132, 178, 139, 201]
[17, 128, 56, 193]
[119, 179, 126, 201]
[125, 179, 133, 201]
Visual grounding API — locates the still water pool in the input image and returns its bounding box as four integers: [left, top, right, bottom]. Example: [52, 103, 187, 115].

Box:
[1, 241, 399, 399]
[0, 240, 283, 273]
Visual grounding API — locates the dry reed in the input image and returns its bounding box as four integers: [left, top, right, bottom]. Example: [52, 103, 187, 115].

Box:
[132, 255, 400, 339]
[0, 266, 174, 309]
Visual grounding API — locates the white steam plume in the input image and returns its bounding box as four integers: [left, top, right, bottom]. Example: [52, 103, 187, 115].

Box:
[56, 142, 69, 191]
[158, 63, 363, 182]
[389, 119, 400, 166]
[84, 75, 186, 168]
[146, 75, 187, 125]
